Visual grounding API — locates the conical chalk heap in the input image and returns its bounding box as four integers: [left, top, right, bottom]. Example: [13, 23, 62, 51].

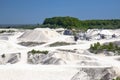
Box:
[18, 28, 60, 42]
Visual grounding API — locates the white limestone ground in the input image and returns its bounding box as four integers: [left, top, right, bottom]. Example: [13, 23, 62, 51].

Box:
[0, 28, 120, 80]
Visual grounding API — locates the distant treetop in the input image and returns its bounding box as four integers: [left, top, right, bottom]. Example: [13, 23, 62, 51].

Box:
[43, 16, 80, 29]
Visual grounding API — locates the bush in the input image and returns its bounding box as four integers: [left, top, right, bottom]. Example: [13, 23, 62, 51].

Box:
[89, 42, 102, 54]
[1, 54, 5, 58]
[113, 77, 120, 80]
[89, 42, 120, 54]
[28, 49, 48, 55]
[0, 30, 15, 33]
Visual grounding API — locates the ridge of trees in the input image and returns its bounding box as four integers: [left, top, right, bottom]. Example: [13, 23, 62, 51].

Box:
[1, 16, 120, 29]
[43, 16, 80, 29]
[42, 16, 120, 29]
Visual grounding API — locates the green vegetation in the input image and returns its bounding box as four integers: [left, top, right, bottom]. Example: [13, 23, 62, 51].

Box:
[28, 49, 48, 55]
[113, 77, 120, 80]
[89, 42, 120, 54]
[0, 30, 6, 33]
[81, 19, 120, 29]
[0, 30, 15, 33]
[49, 42, 75, 47]
[1, 16, 120, 29]
[43, 16, 80, 29]
[43, 16, 120, 29]
[0, 24, 37, 29]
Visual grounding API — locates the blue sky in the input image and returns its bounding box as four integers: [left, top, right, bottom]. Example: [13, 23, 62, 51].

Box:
[0, 0, 120, 24]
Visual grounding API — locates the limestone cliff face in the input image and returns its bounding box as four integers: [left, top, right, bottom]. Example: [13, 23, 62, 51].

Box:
[27, 50, 117, 80]
[27, 52, 66, 64]
[71, 68, 116, 80]
[27, 50, 101, 65]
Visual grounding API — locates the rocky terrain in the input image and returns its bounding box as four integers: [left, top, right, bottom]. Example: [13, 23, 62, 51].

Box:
[0, 28, 120, 80]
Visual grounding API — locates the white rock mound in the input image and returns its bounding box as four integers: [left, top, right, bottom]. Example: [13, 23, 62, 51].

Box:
[71, 68, 116, 80]
[27, 50, 107, 66]
[18, 28, 60, 42]
[0, 53, 21, 64]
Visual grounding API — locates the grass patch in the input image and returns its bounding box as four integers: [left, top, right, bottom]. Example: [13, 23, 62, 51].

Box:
[18, 42, 45, 47]
[57, 49, 76, 53]
[49, 42, 75, 47]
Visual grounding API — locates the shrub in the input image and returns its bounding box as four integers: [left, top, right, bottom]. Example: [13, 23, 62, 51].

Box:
[113, 77, 120, 80]
[28, 49, 48, 55]
[89, 42, 120, 55]
[0, 30, 15, 33]
[1, 54, 5, 58]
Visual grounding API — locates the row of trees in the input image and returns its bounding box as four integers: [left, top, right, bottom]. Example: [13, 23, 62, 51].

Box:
[81, 19, 120, 29]
[1, 16, 120, 29]
[42, 16, 120, 29]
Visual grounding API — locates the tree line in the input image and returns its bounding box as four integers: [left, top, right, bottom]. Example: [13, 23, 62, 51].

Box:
[42, 16, 120, 29]
[1, 16, 120, 29]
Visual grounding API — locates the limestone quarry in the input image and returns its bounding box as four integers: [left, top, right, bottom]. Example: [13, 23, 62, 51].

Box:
[0, 28, 120, 80]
